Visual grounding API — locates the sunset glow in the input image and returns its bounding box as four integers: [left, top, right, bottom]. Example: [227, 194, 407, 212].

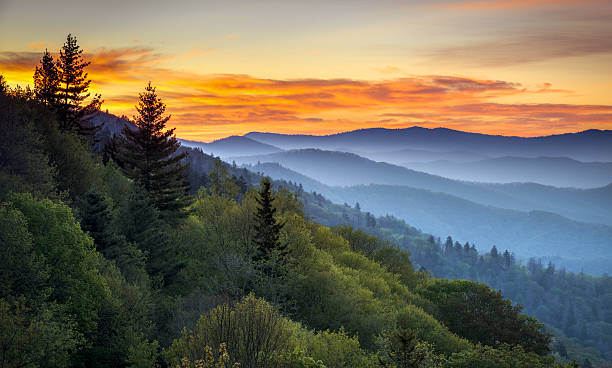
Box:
[1, 0, 611, 141]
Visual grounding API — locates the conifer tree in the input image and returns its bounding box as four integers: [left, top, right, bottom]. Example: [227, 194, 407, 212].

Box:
[117, 82, 190, 222]
[56, 34, 102, 136]
[78, 189, 122, 253]
[253, 178, 285, 269]
[33, 49, 59, 107]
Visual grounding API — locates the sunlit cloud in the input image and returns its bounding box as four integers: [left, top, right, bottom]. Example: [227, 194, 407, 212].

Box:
[28, 41, 46, 50]
[427, 29, 612, 66]
[1, 46, 611, 140]
[437, 0, 603, 10]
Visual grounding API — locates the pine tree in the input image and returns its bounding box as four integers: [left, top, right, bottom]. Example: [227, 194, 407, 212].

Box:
[253, 178, 285, 270]
[33, 49, 59, 107]
[386, 327, 425, 368]
[78, 189, 120, 253]
[117, 82, 190, 222]
[56, 34, 102, 136]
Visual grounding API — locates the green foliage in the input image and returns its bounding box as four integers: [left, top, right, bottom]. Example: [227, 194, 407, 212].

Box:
[444, 344, 578, 368]
[7, 192, 108, 335]
[174, 343, 239, 368]
[0, 298, 82, 368]
[253, 178, 286, 277]
[0, 203, 49, 304]
[418, 279, 551, 355]
[165, 294, 294, 368]
[126, 339, 160, 368]
[0, 89, 57, 199]
[118, 188, 182, 287]
[274, 351, 327, 368]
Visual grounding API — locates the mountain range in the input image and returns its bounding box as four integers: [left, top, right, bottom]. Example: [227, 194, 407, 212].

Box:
[246, 161, 612, 274]
[245, 127, 612, 162]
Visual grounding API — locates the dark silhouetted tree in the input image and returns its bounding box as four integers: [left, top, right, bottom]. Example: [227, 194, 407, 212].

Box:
[33, 49, 59, 107]
[117, 82, 190, 222]
[56, 34, 102, 137]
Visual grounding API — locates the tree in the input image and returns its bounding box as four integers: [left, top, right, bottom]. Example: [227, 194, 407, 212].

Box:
[418, 279, 551, 355]
[33, 49, 59, 107]
[166, 294, 294, 368]
[386, 327, 427, 368]
[117, 82, 190, 222]
[0, 90, 57, 199]
[55, 34, 102, 137]
[253, 178, 285, 271]
[78, 189, 122, 253]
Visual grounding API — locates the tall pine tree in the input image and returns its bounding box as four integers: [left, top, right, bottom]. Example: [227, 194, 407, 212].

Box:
[253, 178, 285, 270]
[56, 34, 102, 137]
[33, 49, 59, 107]
[117, 82, 190, 222]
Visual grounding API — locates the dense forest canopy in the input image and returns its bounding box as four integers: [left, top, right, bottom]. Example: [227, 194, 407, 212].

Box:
[0, 35, 608, 368]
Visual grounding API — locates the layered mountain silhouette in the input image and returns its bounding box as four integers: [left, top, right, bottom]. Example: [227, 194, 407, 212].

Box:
[247, 161, 612, 274]
[401, 156, 612, 188]
[233, 149, 612, 225]
[246, 127, 612, 162]
[180, 135, 283, 158]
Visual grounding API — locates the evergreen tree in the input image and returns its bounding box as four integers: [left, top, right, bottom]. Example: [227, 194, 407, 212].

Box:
[386, 327, 425, 368]
[56, 34, 102, 137]
[117, 82, 190, 222]
[119, 188, 181, 286]
[253, 178, 285, 269]
[33, 49, 59, 107]
[79, 190, 116, 250]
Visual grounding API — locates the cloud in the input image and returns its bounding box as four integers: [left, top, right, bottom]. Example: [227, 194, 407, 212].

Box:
[374, 65, 402, 75]
[28, 42, 46, 50]
[437, 0, 603, 11]
[1, 46, 610, 140]
[427, 29, 612, 66]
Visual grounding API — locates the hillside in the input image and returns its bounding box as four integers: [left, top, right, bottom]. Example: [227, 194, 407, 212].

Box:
[248, 162, 612, 274]
[237, 149, 612, 226]
[363, 148, 490, 164]
[402, 156, 612, 188]
[179, 135, 283, 158]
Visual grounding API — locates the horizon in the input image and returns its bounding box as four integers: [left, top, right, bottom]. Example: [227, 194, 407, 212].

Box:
[182, 125, 612, 144]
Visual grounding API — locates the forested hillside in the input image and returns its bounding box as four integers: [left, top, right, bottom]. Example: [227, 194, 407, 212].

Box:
[0, 35, 600, 368]
[245, 161, 612, 274]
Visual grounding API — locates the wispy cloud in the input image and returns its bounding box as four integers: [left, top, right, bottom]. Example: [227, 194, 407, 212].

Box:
[1, 46, 610, 140]
[437, 0, 603, 11]
[427, 30, 612, 66]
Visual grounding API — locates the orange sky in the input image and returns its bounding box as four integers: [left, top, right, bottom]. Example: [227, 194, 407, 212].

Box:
[1, 0, 611, 141]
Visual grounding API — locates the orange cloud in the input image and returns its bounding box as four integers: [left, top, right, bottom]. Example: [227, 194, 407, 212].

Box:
[438, 0, 601, 10]
[1, 47, 611, 141]
[29, 42, 46, 50]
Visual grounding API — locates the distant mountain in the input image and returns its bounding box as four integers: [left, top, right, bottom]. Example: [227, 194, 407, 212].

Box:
[249, 162, 612, 274]
[179, 135, 283, 158]
[247, 162, 343, 202]
[363, 148, 489, 164]
[337, 184, 612, 275]
[246, 127, 612, 162]
[87, 111, 135, 152]
[237, 149, 612, 226]
[402, 156, 612, 188]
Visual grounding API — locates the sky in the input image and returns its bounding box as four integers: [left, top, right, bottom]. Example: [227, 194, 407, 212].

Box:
[1, 0, 611, 141]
